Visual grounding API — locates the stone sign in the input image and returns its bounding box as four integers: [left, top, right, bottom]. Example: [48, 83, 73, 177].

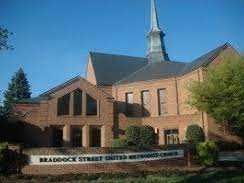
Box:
[29, 149, 184, 165]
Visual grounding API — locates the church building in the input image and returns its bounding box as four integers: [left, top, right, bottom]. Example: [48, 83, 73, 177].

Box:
[14, 0, 240, 148]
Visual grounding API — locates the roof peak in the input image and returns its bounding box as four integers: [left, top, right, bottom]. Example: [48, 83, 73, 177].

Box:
[89, 51, 147, 60]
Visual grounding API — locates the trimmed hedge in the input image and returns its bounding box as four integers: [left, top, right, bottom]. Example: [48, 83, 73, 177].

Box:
[186, 124, 205, 144]
[125, 125, 156, 148]
[139, 126, 155, 148]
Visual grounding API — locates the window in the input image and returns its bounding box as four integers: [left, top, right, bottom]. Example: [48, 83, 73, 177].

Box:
[57, 93, 70, 116]
[164, 129, 179, 145]
[86, 94, 97, 116]
[158, 89, 167, 115]
[141, 90, 150, 117]
[73, 89, 82, 116]
[125, 92, 133, 116]
[72, 126, 82, 147]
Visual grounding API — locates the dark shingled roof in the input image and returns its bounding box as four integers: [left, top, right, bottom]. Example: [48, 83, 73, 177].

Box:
[181, 43, 231, 74]
[40, 76, 81, 97]
[18, 76, 82, 104]
[89, 52, 148, 85]
[115, 43, 232, 85]
[115, 61, 186, 84]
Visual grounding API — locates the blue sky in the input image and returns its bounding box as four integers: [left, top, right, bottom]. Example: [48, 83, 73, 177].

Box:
[0, 0, 244, 102]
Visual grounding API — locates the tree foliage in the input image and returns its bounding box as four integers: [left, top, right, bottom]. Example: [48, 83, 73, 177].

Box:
[139, 126, 156, 148]
[112, 138, 128, 148]
[4, 68, 31, 113]
[197, 140, 219, 166]
[0, 27, 13, 51]
[186, 124, 205, 144]
[125, 125, 156, 148]
[125, 125, 141, 146]
[188, 55, 244, 137]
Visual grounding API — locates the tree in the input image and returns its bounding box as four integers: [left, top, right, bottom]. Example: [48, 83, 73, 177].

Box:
[4, 68, 31, 113]
[188, 55, 244, 138]
[139, 126, 156, 148]
[125, 125, 141, 146]
[186, 124, 205, 144]
[0, 27, 13, 51]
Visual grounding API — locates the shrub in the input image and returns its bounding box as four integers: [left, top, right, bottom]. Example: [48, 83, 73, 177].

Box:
[139, 126, 156, 148]
[125, 125, 156, 148]
[197, 140, 218, 166]
[186, 124, 205, 144]
[125, 126, 141, 146]
[216, 141, 243, 151]
[0, 142, 8, 171]
[112, 138, 127, 148]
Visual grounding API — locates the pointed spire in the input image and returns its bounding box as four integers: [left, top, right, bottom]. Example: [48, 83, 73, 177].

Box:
[151, 0, 160, 31]
[147, 0, 169, 62]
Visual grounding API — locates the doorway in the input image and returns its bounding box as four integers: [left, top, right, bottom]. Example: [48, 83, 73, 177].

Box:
[72, 126, 82, 147]
[90, 126, 101, 147]
[52, 127, 63, 147]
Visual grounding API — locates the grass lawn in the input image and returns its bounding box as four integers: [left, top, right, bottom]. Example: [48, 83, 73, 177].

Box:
[1, 168, 244, 183]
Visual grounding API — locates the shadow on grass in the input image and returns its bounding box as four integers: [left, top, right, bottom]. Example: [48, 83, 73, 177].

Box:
[1, 169, 244, 183]
[182, 169, 244, 183]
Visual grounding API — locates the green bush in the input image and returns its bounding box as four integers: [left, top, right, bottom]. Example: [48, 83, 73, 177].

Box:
[197, 140, 219, 166]
[125, 125, 141, 146]
[139, 126, 156, 148]
[112, 138, 127, 148]
[186, 124, 205, 144]
[125, 125, 156, 148]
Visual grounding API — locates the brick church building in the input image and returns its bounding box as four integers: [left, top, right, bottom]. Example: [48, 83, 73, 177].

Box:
[14, 0, 240, 148]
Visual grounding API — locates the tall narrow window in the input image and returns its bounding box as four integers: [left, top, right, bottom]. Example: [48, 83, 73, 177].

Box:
[141, 90, 150, 117]
[125, 92, 133, 116]
[86, 94, 97, 116]
[158, 89, 167, 115]
[57, 93, 70, 116]
[73, 89, 82, 116]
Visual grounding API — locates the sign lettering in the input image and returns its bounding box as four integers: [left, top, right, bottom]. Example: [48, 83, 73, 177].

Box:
[29, 149, 184, 165]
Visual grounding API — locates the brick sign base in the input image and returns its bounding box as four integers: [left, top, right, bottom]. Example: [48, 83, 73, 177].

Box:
[22, 158, 187, 175]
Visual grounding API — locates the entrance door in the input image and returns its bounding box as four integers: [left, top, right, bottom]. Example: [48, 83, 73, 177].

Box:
[52, 127, 63, 147]
[72, 127, 82, 147]
[164, 129, 179, 145]
[90, 126, 101, 147]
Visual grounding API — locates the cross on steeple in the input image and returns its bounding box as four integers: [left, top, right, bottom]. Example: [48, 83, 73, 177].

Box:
[147, 0, 169, 62]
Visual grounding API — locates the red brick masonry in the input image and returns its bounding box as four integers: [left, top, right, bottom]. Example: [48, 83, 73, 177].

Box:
[22, 147, 187, 175]
[22, 159, 187, 175]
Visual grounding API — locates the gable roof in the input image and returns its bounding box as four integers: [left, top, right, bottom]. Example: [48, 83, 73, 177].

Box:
[115, 43, 235, 85]
[181, 42, 232, 74]
[40, 76, 81, 97]
[20, 76, 113, 104]
[89, 52, 148, 85]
